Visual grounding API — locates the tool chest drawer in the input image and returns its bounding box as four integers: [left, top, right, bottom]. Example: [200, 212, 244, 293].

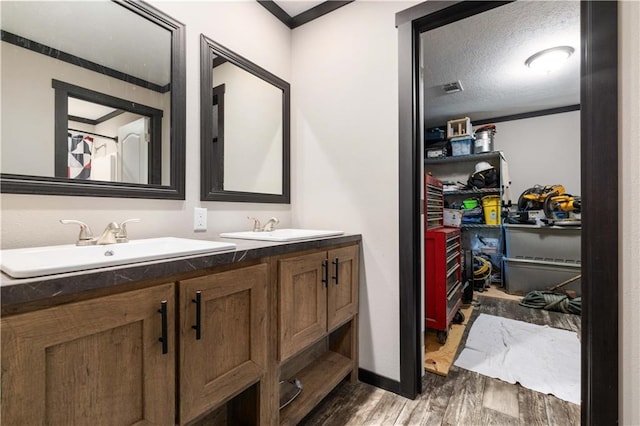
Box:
[425, 174, 444, 230]
[425, 227, 462, 343]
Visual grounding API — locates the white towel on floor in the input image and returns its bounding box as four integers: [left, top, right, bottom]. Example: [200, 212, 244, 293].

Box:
[454, 313, 580, 405]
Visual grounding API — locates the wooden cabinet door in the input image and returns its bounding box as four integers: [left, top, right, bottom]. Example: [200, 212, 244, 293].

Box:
[179, 264, 267, 425]
[1, 284, 175, 426]
[327, 245, 359, 331]
[279, 251, 328, 361]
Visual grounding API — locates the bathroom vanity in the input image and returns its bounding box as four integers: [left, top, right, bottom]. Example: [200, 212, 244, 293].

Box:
[0, 234, 361, 426]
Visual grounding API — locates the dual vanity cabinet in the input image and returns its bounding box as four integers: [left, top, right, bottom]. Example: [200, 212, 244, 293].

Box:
[0, 238, 360, 425]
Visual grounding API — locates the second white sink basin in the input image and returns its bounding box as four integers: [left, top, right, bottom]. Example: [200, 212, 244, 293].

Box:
[220, 229, 344, 242]
[0, 237, 236, 279]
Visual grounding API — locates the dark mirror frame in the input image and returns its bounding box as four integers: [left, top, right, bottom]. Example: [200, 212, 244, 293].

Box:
[0, 0, 186, 200]
[200, 34, 290, 203]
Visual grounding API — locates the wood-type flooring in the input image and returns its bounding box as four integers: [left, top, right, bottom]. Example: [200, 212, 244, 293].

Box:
[299, 295, 581, 426]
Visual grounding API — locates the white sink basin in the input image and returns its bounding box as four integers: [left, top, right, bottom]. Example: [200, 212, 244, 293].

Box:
[220, 229, 344, 242]
[0, 237, 236, 279]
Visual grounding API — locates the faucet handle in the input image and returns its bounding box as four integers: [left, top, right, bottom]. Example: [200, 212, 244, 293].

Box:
[117, 218, 140, 242]
[247, 216, 261, 232]
[60, 219, 95, 245]
[263, 217, 280, 232]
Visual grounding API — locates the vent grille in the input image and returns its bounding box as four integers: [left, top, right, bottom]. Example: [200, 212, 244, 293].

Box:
[443, 80, 463, 94]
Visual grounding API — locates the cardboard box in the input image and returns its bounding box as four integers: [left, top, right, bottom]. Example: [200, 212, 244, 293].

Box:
[443, 209, 462, 227]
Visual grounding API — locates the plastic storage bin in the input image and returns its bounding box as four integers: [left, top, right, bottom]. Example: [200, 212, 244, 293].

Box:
[504, 224, 581, 262]
[503, 257, 581, 296]
[481, 195, 501, 225]
[450, 137, 473, 156]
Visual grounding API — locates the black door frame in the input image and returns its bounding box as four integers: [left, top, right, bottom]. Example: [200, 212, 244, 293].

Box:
[397, 2, 618, 425]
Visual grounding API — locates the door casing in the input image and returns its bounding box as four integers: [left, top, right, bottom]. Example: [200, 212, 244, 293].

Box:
[397, 2, 618, 425]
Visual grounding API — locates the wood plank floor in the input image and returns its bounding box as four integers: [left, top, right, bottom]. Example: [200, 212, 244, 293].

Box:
[300, 295, 581, 426]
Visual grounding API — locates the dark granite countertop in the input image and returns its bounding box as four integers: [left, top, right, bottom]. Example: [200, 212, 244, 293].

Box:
[1, 234, 361, 313]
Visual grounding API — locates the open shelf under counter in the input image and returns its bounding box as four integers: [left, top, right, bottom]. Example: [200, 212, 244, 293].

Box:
[279, 350, 353, 425]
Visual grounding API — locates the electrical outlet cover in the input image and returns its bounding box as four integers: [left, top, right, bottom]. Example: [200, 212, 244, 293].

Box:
[194, 207, 207, 231]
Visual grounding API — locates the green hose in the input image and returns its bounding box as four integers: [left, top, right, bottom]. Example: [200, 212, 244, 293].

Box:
[519, 291, 581, 315]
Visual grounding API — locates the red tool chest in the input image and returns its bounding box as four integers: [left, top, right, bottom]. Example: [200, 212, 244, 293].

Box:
[424, 174, 462, 344]
[425, 227, 462, 343]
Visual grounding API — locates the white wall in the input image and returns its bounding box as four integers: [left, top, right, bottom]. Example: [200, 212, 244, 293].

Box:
[291, 0, 419, 381]
[0, 1, 293, 249]
[492, 110, 581, 202]
[620, 2, 640, 424]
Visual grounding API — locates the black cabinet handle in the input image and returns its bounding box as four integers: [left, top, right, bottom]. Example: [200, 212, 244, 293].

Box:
[158, 300, 168, 355]
[332, 258, 339, 285]
[192, 291, 202, 340]
[322, 260, 329, 287]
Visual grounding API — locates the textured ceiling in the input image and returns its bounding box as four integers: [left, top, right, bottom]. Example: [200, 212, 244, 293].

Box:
[422, 1, 580, 127]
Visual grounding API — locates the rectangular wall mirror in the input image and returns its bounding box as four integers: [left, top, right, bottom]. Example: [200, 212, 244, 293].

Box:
[0, 0, 185, 199]
[200, 34, 290, 203]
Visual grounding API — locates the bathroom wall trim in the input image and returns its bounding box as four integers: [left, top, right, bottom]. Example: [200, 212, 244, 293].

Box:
[257, 0, 354, 29]
[358, 368, 401, 394]
[472, 104, 581, 126]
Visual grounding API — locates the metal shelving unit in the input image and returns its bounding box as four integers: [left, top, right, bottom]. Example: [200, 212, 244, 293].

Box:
[425, 151, 507, 286]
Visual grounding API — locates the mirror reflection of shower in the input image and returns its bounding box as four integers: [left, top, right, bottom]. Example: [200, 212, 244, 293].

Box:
[118, 118, 149, 184]
[67, 98, 150, 184]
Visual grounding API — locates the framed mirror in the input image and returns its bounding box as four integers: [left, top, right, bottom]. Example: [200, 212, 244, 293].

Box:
[0, 0, 186, 199]
[200, 34, 290, 203]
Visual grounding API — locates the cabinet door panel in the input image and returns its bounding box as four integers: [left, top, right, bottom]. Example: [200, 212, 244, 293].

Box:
[204, 290, 252, 380]
[327, 245, 359, 331]
[1, 284, 175, 426]
[279, 251, 327, 361]
[179, 264, 267, 425]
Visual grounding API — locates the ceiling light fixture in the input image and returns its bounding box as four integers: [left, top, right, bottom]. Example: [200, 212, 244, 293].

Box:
[525, 46, 575, 73]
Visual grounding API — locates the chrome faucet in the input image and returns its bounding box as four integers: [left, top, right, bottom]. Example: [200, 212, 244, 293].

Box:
[61, 219, 140, 245]
[96, 222, 121, 245]
[247, 216, 279, 232]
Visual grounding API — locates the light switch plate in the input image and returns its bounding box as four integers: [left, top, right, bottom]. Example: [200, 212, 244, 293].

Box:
[194, 207, 207, 232]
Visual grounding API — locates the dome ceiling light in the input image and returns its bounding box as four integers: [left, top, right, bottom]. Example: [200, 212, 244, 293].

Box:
[525, 46, 575, 73]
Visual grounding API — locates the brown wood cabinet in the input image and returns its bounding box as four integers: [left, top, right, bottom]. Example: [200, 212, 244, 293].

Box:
[0, 283, 175, 425]
[178, 263, 268, 425]
[278, 245, 358, 361]
[1, 238, 361, 426]
[276, 243, 359, 425]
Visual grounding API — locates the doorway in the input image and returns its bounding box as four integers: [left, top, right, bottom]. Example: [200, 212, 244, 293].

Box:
[397, 2, 618, 425]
